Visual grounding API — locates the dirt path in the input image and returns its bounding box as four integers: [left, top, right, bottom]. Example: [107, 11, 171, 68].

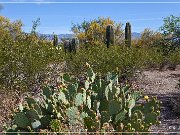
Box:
[133, 68, 180, 134]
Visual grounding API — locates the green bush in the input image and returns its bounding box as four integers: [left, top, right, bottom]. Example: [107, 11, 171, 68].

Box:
[65, 45, 164, 78]
[0, 36, 66, 92]
[168, 48, 180, 65]
[0, 16, 66, 92]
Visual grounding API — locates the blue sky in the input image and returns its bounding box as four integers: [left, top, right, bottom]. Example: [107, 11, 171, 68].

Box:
[0, 0, 179, 34]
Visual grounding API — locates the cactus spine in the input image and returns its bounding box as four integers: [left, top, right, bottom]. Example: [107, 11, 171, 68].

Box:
[53, 34, 58, 46]
[106, 24, 115, 48]
[125, 22, 132, 47]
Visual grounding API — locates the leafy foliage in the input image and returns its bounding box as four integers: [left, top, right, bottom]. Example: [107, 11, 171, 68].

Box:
[71, 17, 124, 46]
[65, 45, 164, 78]
[0, 16, 65, 92]
[134, 28, 163, 47]
[160, 15, 180, 37]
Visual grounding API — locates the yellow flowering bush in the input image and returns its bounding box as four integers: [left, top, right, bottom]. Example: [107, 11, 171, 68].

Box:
[71, 17, 123, 46]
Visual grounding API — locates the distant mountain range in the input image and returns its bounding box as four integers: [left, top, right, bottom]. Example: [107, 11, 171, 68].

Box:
[132, 32, 141, 39]
[40, 32, 141, 41]
[40, 34, 73, 40]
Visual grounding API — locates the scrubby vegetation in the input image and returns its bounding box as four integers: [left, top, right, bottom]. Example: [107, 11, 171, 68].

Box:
[0, 14, 179, 134]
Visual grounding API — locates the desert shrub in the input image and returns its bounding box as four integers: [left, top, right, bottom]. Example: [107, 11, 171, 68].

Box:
[135, 28, 163, 47]
[168, 48, 180, 65]
[5, 64, 161, 134]
[0, 16, 66, 92]
[71, 17, 124, 46]
[153, 15, 180, 56]
[65, 45, 164, 79]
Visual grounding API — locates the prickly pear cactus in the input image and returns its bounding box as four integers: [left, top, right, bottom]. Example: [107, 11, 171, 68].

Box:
[5, 63, 160, 134]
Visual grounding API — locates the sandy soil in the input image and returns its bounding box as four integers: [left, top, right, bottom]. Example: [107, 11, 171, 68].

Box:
[133, 68, 180, 134]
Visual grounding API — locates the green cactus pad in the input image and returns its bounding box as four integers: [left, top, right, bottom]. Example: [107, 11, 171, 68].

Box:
[105, 86, 109, 100]
[87, 96, 91, 109]
[67, 84, 77, 98]
[87, 67, 96, 82]
[66, 107, 78, 124]
[31, 120, 41, 129]
[40, 115, 52, 128]
[115, 87, 121, 96]
[122, 85, 131, 95]
[58, 91, 69, 105]
[79, 112, 88, 122]
[109, 100, 122, 115]
[43, 87, 53, 99]
[84, 117, 94, 130]
[75, 93, 84, 106]
[107, 72, 118, 85]
[34, 104, 42, 116]
[19, 103, 23, 112]
[145, 112, 158, 124]
[91, 83, 98, 93]
[106, 72, 112, 82]
[99, 100, 109, 112]
[132, 110, 144, 120]
[25, 97, 42, 115]
[92, 100, 99, 111]
[82, 90, 87, 104]
[26, 109, 40, 122]
[128, 99, 136, 117]
[115, 110, 127, 124]
[101, 111, 110, 124]
[45, 101, 54, 114]
[85, 80, 90, 90]
[108, 82, 113, 91]
[63, 73, 71, 82]
[25, 97, 37, 105]
[131, 91, 142, 100]
[14, 112, 30, 129]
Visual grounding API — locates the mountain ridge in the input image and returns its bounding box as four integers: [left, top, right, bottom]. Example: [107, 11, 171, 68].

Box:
[40, 32, 141, 40]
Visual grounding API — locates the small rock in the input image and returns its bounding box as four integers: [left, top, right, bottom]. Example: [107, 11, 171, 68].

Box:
[175, 65, 180, 71]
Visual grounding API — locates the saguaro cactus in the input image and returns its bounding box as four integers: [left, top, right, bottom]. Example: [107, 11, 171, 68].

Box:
[70, 37, 79, 53]
[125, 22, 132, 47]
[63, 38, 79, 54]
[106, 24, 115, 48]
[63, 39, 70, 53]
[53, 34, 58, 46]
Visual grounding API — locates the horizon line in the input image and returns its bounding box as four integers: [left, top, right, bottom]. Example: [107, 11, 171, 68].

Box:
[1, 2, 180, 4]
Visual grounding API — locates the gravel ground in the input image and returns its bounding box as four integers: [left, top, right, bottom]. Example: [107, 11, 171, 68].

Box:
[133, 67, 180, 135]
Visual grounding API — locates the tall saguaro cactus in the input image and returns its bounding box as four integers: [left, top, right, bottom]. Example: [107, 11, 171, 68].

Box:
[53, 34, 58, 46]
[125, 22, 132, 47]
[70, 37, 79, 54]
[106, 24, 115, 48]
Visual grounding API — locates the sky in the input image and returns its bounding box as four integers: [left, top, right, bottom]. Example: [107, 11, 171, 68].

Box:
[0, 0, 179, 34]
